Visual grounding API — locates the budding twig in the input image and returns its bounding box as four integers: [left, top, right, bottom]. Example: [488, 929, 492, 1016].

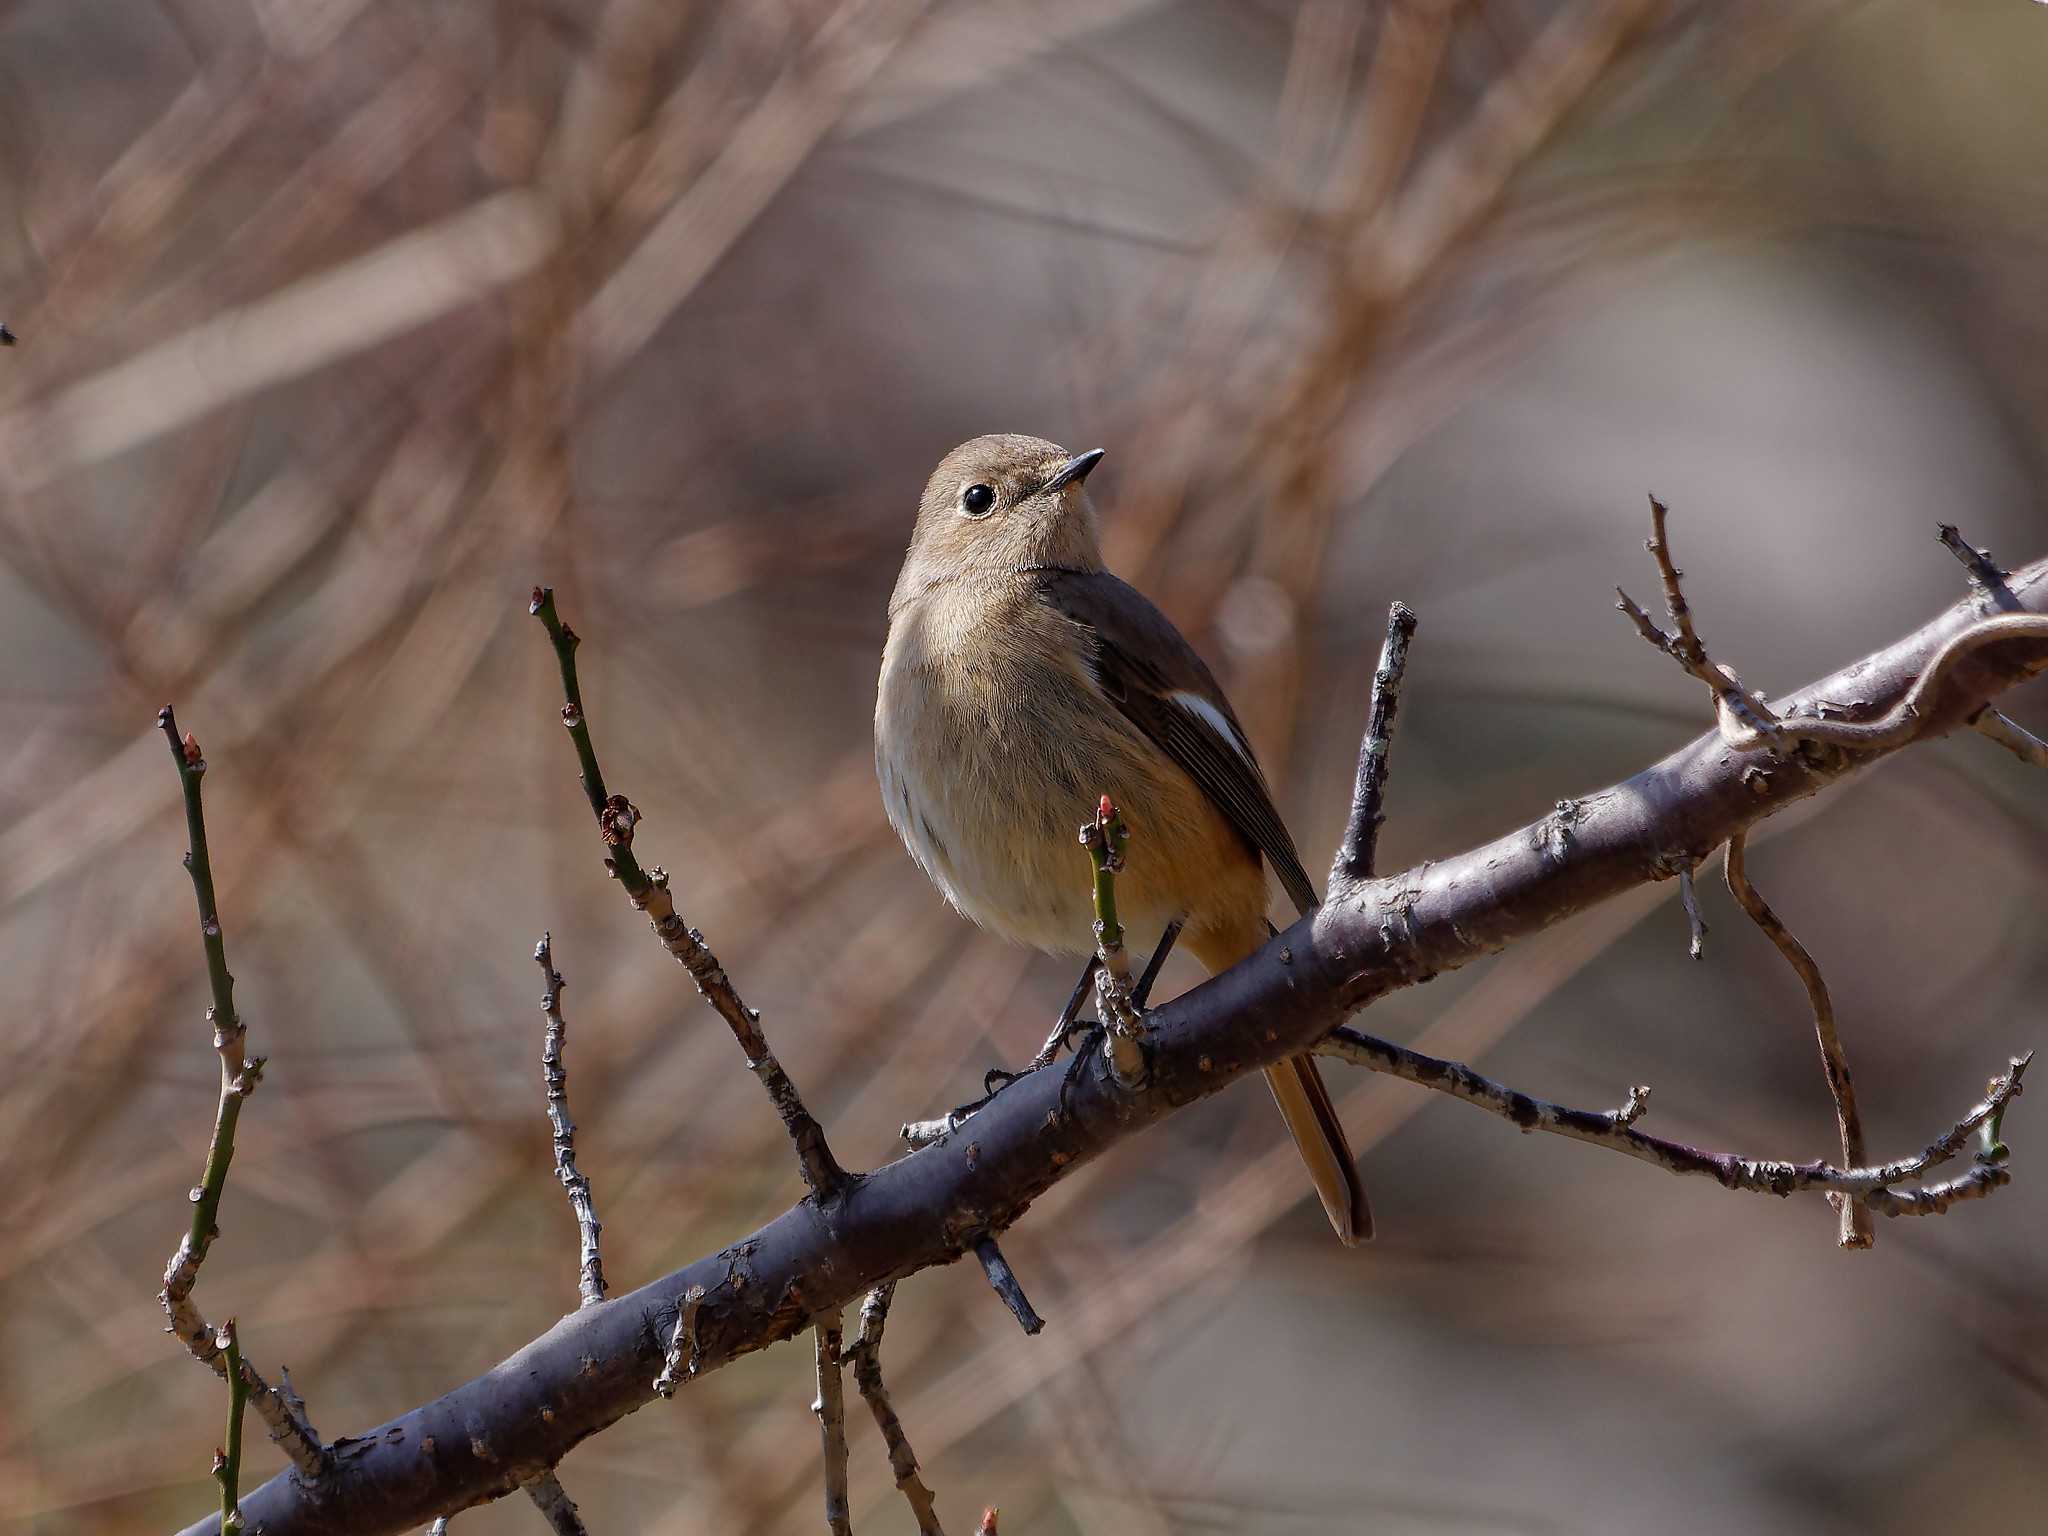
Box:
[215, 1321, 247, 1536]
[1724, 833, 1873, 1248]
[535, 934, 606, 1307]
[1317, 1027, 2027, 1213]
[156, 707, 327, 1479]
[813, 1314, 852, 1536]
[1333, 601, 1418, 889]
[847, 1284, 947, 1536]
[1080, 796, 1146, 1090]
[530, 588, 845, 1198]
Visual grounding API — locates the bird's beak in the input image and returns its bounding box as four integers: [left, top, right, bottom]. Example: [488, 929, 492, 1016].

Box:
[1041, 448, 1105, 493]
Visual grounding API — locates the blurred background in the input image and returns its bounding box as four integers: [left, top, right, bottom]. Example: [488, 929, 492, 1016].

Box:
[2, 0, 2046, 1531]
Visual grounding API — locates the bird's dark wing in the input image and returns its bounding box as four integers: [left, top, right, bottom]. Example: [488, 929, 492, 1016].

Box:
[1032, 567, 1318, 916]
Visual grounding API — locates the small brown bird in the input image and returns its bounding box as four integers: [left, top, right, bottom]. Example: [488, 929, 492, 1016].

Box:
[876, 433, 1371, 1245]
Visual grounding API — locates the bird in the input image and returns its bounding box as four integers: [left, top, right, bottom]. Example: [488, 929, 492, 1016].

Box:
[875, 432, 1371, 1245]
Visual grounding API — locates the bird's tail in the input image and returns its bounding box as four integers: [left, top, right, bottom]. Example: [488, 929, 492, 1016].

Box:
[1263, 1055, 1373, 1246]
[1187, 918, 1372, 1247]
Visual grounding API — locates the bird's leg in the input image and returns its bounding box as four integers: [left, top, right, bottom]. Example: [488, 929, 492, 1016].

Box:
[1024, 956, 1102, 1072]
[1054, 919, 1180, 1117]
[1131, 916, 1181, 1009]
[942, 921, 1184, 1131]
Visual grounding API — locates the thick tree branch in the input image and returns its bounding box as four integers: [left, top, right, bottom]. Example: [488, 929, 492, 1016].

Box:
[186, 552, 2048, 1536]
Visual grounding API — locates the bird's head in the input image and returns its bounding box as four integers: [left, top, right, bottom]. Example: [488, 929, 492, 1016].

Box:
[892, 434, 1107, 611]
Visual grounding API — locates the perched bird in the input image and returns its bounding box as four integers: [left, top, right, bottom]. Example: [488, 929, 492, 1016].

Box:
[875, 433, 1371, 1245]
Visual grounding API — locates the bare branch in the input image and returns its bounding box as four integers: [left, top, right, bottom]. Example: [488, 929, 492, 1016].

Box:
[972, 1238, 1045, 1338]
[1676, 860, 1707, 961]
[1723, 833, 1873, 1248]
[1332, 601, 1418, 890]
[535, 934, 606, 1307]
[1931, 523, 2046, 768]
[1317, 1026, 2026, 1212]
[1621, 501, 2048, 756]
[522, 1473, 588, 1536]
[530, 588, 845, 1197]
[1615, 495, 1779, 740]
[847, 1284, 946, 1536]
[156, 706, 328, 1480]
[188, 548, 2048, 1536]
[813, 1316, 852, 1536]
[1974, 708, 2048, 768]
[1938, 522, 2016, 606]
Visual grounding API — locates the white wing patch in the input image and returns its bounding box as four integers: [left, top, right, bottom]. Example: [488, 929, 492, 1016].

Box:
[1168, 690, 1258, 770]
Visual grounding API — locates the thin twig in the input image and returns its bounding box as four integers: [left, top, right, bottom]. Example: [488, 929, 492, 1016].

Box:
[1677, 861, 1707, 961]
[1317, 1028, 2027, 1212]
[189, 546, 2048, 1536]
[847, 1284, 946, 1536]
[1938, 523, 2016, 607]
[530, 588, 845, 1197]
[1080, 796, 1145, 1089]
[1333, 601, 1418, 889]
[215, 1321, 248, 1536]
[653, 1284, 707, 1398]
[522, 1472, 588, 1536]
[1724, 833, 1873, 1248]
[813, 1316, 852, 1536]
[1621, 510, 2048, 755]
[156, 707, 328, 1479]
[535, 934, 606, 1307]
[1935, 526, 2046, 767]
[1973, 708, 2048, 768]
[529, 587, 641, 885]
[972, 1238, 1044, 1337]
[1615, 496, 1779, 740]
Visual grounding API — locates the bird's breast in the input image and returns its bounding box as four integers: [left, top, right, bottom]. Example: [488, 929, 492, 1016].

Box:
[876, 587, 1257, 955]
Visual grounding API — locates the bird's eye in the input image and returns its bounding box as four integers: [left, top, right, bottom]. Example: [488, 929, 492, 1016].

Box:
[960, 483, 995, 517]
